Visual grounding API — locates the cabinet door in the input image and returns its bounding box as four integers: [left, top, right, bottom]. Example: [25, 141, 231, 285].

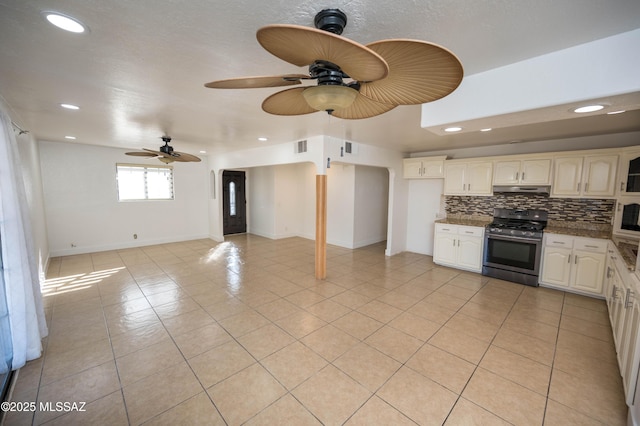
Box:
[422, 159, 445, 178]
[444, 163, 467, 195]
[403, 159, 424, 179]
[521, 159, 551, 185]
[433, 232, 457, 266]
[571, 250, 605, 295]
[466, 162, 493, 195]
[611, 269, 625, 348]
[621, 291, 640, 404]
[552, 157, 583, 196]
[456, 235, 483, 272]
[619, 150, 640, 195]
[493, 160, 521, 185]
[540, 246, 572, 287]
[582, 155, 617, 197]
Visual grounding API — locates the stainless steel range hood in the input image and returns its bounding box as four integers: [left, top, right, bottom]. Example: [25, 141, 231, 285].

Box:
[492, 185, 551, 195]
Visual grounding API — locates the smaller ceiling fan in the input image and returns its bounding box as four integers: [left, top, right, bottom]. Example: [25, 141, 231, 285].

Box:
[125, 136, 201, 164]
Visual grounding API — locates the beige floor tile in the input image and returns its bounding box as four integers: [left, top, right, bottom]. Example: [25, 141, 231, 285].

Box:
[435, 282, 479, 301]
[444, 397, 511, 425]
[245, 394, 321, 425]
[509, 304, 562, 327]
[172, 322, 232, 359]
[261, 341, 328, 390]
[285, 289, 328, 308]
[237, 323, 295, 360]
[110, 322, 170, 358]
[544, 399, 611, 426]
[188, 340, 255, 388]
[161, 308, 216, 337]
[208, 363, 286, 425]
[388, 311, 441, 341]
[115, 339, 184, 386]
[548, 369, 627, 425]
[429, 326, 490, 364]
[364, 325, 423, 363]
[274, 310, 327, 339]
[357, 300, 403, 323]
[564, 293, 607, 313]
[332, 311, 384, 340]
[492, 327, 555, 366]
[122, 361, 202, 425]
[334, 343, 401, 392]
[408, 299, 457, 324]
[143, 393, 225, 426]
[462, 368, 546, 426]
[377, 366, 457, 425]
[105, 308, 161, 337]
[562, 303, 611, 326]
[34, 361, 120, 425]
[502, 314, 559, 343]
[553, 346, 623, 392]
[151, 296, 203, 320]
[560, 314, 614, 342]
[293, 365, 372, 426]
[457, 300, 509, 326]
[445, 312, 500, 342]
[346, 396, 416, 425]
[254, 297, 302, 321]
[41, 338, 114, 385]
[45, 390, 129, 426]
[375, 289, 420, 310]
[203, 297, 250, 320]
[329, 290, 373, 309]
[306, 299, 352, 322]
[218, 309, 271, 337]
[45, 319, 110, 354]
[480, 345, 551, 396]
[406, 343, 475, 394]
[301, 324, 359, 361]
[556, 328, 618, 365]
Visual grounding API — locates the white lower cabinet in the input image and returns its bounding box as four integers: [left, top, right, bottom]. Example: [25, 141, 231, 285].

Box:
[433, 223, 484, 273]
[539, 234, 606, 296]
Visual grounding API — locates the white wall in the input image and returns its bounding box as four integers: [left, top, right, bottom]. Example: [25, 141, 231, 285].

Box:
[354, 166, 389, 248]
[405, 179, 444, 255]
[247, 167, 275, 238]
[39, 141, 209, 256]
[327, 164, 356, 248]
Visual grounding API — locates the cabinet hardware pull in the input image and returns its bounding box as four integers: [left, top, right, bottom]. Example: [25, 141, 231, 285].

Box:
[621, 181, 624, 191]
[521, 172, 525, 181]
[468, 183, 471, 191]
[585, 245, 598, 248]
[457, 239, 460, 247]
[567, 254, 571, 263]
[574, 255, 578, 264]
[577, 182, 581, 192]
[553, 241, 565, 244]
[612, 285, 618, 299]
[452, 239, 455, 246]
[606, 267, 610, 278]
[625, 289, 634, 309]
[515, 172, 519, 181]
[465, 231, 473, 234]
[584, 182, 588, 192]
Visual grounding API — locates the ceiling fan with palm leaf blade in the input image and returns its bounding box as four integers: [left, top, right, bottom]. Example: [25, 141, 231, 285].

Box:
[205, 9, 464, 120]
[125, 136, 201, 164]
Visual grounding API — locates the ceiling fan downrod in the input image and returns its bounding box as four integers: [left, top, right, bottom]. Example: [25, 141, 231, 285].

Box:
[314, 9, 347, 35]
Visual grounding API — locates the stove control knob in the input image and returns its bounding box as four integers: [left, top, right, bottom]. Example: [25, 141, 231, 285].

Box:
[510, 230, 516, 235]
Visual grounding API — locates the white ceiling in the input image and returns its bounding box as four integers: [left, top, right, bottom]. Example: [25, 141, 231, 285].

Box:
[0, 0, 639, 156]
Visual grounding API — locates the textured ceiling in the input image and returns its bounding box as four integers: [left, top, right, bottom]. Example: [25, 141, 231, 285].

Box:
[0, 0, 639, 156]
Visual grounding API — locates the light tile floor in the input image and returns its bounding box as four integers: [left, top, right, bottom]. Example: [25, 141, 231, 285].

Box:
[3, 235, 628, 425]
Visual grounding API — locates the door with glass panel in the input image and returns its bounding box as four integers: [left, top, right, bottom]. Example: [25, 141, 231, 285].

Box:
[222, 170, 247, 235]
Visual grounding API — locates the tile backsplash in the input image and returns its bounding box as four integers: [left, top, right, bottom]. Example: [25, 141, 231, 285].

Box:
[446, 194, 615, 226]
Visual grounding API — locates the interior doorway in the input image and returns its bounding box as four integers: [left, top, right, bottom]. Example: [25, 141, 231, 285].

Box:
[222, 170, 247, 235]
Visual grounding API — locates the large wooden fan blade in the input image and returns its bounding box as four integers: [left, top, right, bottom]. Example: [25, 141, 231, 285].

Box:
[126, 151, 158, 157]
[205, 74, 309, 89]
[257, 25, 388, 82]
[171, 152, 201, 162]
[359, 39, 463, 105]
[330, 94, 396, 120]
[262, 87, 318, 116]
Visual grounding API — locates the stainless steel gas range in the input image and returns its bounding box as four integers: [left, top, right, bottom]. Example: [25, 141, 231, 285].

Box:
[482, 208, 548, 287]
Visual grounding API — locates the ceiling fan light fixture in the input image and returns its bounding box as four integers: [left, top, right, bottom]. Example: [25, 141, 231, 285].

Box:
[158, 157, 174, 164]
[302, 85, 358, 112]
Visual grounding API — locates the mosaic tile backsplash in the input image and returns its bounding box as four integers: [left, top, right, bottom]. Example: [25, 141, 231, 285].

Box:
[446, 194, 615, 225]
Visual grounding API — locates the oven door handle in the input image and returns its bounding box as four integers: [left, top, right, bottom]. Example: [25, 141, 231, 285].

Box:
[485, 233, 542, 244]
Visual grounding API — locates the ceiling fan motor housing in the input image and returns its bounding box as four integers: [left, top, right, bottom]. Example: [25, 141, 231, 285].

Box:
[160, 137, 174, 154]
[314, 9, 347, 35]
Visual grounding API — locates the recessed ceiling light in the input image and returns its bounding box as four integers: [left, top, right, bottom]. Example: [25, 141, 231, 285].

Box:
[607, 110, 626, 115]
[444, 127, 462, 132]
[64, 136, 76, 140]
[43, 12, 86, 33]
[60, 103, 80, 110]
[573, 105, 604, 113]
[480, 128, 492, 132]
[258, 137, 268, 142]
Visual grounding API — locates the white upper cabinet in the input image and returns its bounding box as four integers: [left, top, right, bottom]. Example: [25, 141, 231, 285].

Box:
[444, 161, 493, 195]
[493, 158, 551, 185]
[403, 156, 446, 179]
[551, 154, 617, 198]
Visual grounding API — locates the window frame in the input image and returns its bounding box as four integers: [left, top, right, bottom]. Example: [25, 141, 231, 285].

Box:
[116, 163, 175, 202]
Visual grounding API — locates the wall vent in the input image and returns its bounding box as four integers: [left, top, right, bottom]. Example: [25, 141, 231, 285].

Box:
[344, 141, 357, 155]
[294, 139, 307, 153]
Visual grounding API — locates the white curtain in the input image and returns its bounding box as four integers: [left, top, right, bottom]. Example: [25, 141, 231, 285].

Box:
[0, 111, 47, 369]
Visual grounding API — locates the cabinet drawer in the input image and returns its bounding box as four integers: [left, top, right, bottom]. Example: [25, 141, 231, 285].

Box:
[545, 234, 574, 248]
[435, 224, 457, 234]
[574, 238, 607, 253]
[458, 226, 483, 237]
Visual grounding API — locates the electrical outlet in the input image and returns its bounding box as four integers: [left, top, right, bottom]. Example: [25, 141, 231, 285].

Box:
[133, 234, 138, 239]
[71, 243, 76, 247]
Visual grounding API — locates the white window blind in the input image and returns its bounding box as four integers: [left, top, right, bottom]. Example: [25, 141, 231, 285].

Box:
[116, 164, 174, 201]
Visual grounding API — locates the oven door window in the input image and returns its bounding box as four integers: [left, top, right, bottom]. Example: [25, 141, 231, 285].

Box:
[486, 237, 537, 271]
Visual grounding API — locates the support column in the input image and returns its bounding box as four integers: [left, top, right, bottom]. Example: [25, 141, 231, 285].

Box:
[315, 174, 327, 279]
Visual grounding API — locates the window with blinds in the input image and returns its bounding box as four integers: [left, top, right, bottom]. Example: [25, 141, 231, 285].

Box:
[116, 164, 174, 201]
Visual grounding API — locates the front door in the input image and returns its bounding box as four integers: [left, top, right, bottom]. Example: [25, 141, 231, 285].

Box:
[222, 170, 247, 235]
